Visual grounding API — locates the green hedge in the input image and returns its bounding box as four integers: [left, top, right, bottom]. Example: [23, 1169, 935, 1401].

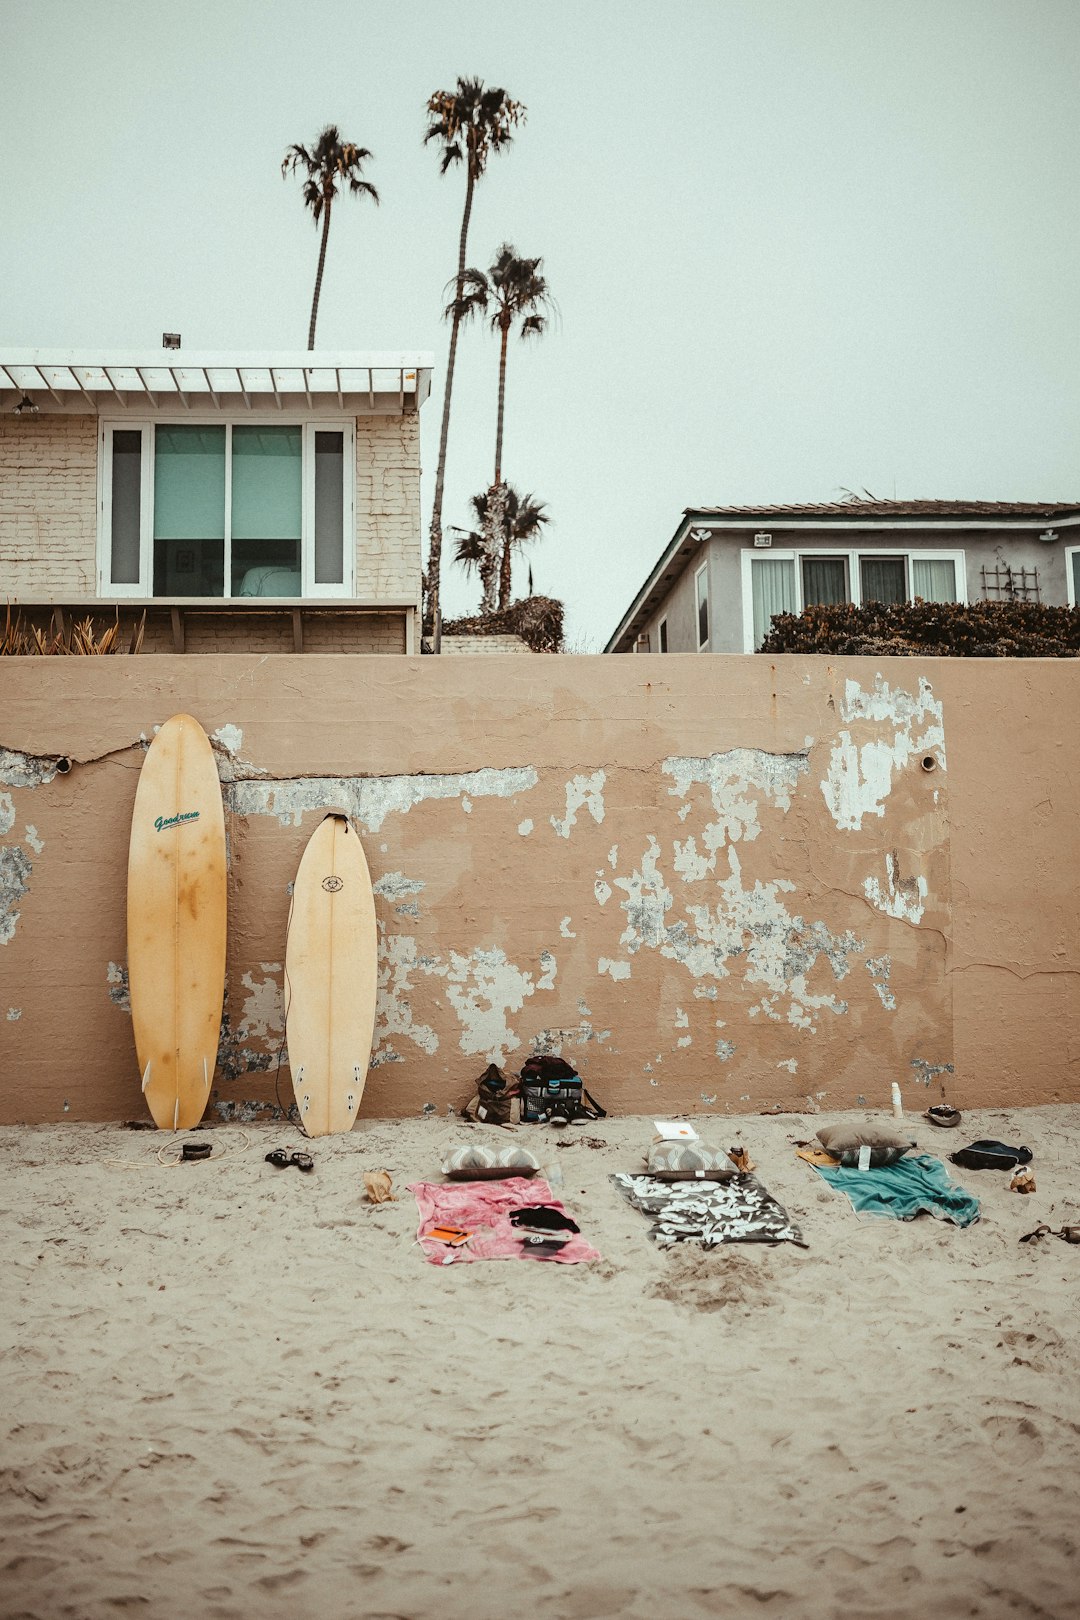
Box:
[757, 599, 1080, 658]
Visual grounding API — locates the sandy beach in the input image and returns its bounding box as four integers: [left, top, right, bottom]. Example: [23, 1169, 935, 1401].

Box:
[3, 1105, 1079, 1620]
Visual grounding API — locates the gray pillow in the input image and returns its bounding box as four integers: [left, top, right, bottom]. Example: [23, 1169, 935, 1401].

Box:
[816, 1121, 913, 1168]
[646, 1140, 734, 1176]
[441, 1142, 540, 1181]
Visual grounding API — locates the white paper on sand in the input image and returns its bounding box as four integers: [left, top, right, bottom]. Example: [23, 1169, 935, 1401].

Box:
[653, 1120, 699, 1141]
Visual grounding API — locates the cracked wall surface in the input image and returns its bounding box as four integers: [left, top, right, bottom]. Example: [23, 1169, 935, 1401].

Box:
[0, 654, 1076, 1121]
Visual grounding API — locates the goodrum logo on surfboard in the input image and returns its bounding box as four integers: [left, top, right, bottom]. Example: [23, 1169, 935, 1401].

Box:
[154, 810, 201, 832]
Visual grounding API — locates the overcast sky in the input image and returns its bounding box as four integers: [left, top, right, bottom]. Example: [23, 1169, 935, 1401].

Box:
[2, 0, 1077, 647]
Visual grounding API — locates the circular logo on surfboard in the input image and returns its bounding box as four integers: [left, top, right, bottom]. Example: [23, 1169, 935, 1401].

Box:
[322, 875, 344, 892]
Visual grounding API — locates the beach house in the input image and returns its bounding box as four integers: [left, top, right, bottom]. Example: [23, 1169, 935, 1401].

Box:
[0, 347, 432, 653]
[605, 500, 1080, 655]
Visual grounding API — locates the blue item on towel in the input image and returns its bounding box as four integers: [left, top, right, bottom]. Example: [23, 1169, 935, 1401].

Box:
[812, 1152, 980, 1228]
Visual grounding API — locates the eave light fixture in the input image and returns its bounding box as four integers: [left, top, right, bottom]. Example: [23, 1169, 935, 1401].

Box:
[13, 393, 38, 416]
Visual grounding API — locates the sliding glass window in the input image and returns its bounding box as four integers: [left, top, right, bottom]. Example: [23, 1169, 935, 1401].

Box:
[153, 426, 226, 596]
[102, 421, 353, 597]
[231, 425, 302, 596]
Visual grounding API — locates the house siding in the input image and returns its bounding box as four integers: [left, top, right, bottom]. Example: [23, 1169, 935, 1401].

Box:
[0, 411, 422, 612]
[0, 415, 98, 597]
[627, 524, 1076, 654]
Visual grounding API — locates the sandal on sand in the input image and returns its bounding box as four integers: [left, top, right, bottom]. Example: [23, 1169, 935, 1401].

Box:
[265, 1149, 290, 1169]
[290, 1151, 314, 1173]
[1020, 1224, 1080, 1245]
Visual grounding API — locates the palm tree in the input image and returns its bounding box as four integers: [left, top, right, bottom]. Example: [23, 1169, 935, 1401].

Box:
[449, 244, 551, 611]
[282, 125, 379, 350]
[450, 244, 551, 488]
[452, 486, 550, 613]
[423, 78, 525, 638]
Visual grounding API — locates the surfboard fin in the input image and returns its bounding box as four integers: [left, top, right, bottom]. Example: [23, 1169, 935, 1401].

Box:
[141, 1061, 152, 1094]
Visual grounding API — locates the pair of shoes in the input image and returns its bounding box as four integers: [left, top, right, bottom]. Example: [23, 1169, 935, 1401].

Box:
[265, 1149, 314, 1173]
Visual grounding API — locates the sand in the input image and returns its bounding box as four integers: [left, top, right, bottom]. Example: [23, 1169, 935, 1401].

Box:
[2, 1105, 1080, 1620]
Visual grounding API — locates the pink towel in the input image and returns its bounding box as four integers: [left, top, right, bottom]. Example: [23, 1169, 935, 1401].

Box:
[408, 1177, 601, 1265]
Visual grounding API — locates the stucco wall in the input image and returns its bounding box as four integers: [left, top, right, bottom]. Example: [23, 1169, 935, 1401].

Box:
[0, 411, 421, 605]
[0, 655, 1076, 1123]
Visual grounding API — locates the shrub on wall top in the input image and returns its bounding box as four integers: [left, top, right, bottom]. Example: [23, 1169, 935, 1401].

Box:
[757, 600, 1080, 658]
[441, 594, 565, 654]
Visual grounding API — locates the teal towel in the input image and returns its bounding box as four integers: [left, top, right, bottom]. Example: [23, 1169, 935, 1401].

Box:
[812, 1152, 980, 1228]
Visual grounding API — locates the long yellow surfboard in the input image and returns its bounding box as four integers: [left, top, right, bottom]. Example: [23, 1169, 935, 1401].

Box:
[285, 813, 378, 1137]
[127, 714, 227, 1130]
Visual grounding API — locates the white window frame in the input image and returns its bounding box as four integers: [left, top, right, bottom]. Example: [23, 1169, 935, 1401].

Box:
[1066, 545, 1080, 607]
[658, 616, 668, 653]
[739, 547, 967, 652]
[695, 562, 710, 650]
[97, 414, 356, 599]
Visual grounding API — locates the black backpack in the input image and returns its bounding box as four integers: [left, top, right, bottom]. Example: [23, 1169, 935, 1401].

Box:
[518, 1055, 606, 1126]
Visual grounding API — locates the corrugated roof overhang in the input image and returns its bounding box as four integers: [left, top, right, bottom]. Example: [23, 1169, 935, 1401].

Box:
[0, 348, 433, 413]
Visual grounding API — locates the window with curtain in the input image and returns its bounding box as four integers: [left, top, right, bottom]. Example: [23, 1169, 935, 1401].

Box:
[860, 555, 907, 604]
[910, 558, 957, 603]
[751, 557, 796, 648]
[801, 555, 849, 606]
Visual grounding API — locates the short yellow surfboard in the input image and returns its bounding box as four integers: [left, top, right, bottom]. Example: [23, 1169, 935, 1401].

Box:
[285, 813, 378, 1137]
[127, 714, 227, 1131]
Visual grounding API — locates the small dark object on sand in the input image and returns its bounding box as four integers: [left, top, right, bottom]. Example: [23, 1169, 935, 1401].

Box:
[925, 1105, 962, 1129]
[181, 1141, 212, 1161]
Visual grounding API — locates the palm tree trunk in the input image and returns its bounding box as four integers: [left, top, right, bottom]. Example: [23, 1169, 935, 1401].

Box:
[498, 508, 513, 610]
[494, 322, 509, 484]
[481, 481, 506, 616]
[308, 202, 332, 351]
[426, 168, 476, 639]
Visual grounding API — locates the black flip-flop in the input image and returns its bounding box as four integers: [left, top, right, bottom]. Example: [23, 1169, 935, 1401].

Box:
[290, 1151, 314, 1173]
[265, 1148, 290, 1169]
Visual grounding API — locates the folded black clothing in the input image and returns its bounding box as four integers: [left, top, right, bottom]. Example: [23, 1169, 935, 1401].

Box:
[948, 1139, 1033, 1171]
[508, 1205, 581, 1234]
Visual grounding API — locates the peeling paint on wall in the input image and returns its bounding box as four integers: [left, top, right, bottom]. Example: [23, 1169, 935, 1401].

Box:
[865, 953, 896, 1010]
[236, 963, 284, 1044]
[227, 765, 539, 832]
[0, 793, 14, 837]
[106, 962, 131, 1013]
[7, 1007, 21, 1021]
[864, 853, 928, 925]
[0, 749, 60, 789]
[550, 771, 607, 839]
[24, 825, 43, 854]
[373, 931, 441, 1064]
[444, 945, 556, 1062]
[518, 819, 533, 836]
[0, 845, 32, 946]
[910, 1057, 955, 1090]
[559, 916, 576, 938]
[821, 676, 946, 831]
[598, 957, 632, 981]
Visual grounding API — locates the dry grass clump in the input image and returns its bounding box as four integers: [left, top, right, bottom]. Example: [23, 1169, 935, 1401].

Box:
[1, 605, 146, 656]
